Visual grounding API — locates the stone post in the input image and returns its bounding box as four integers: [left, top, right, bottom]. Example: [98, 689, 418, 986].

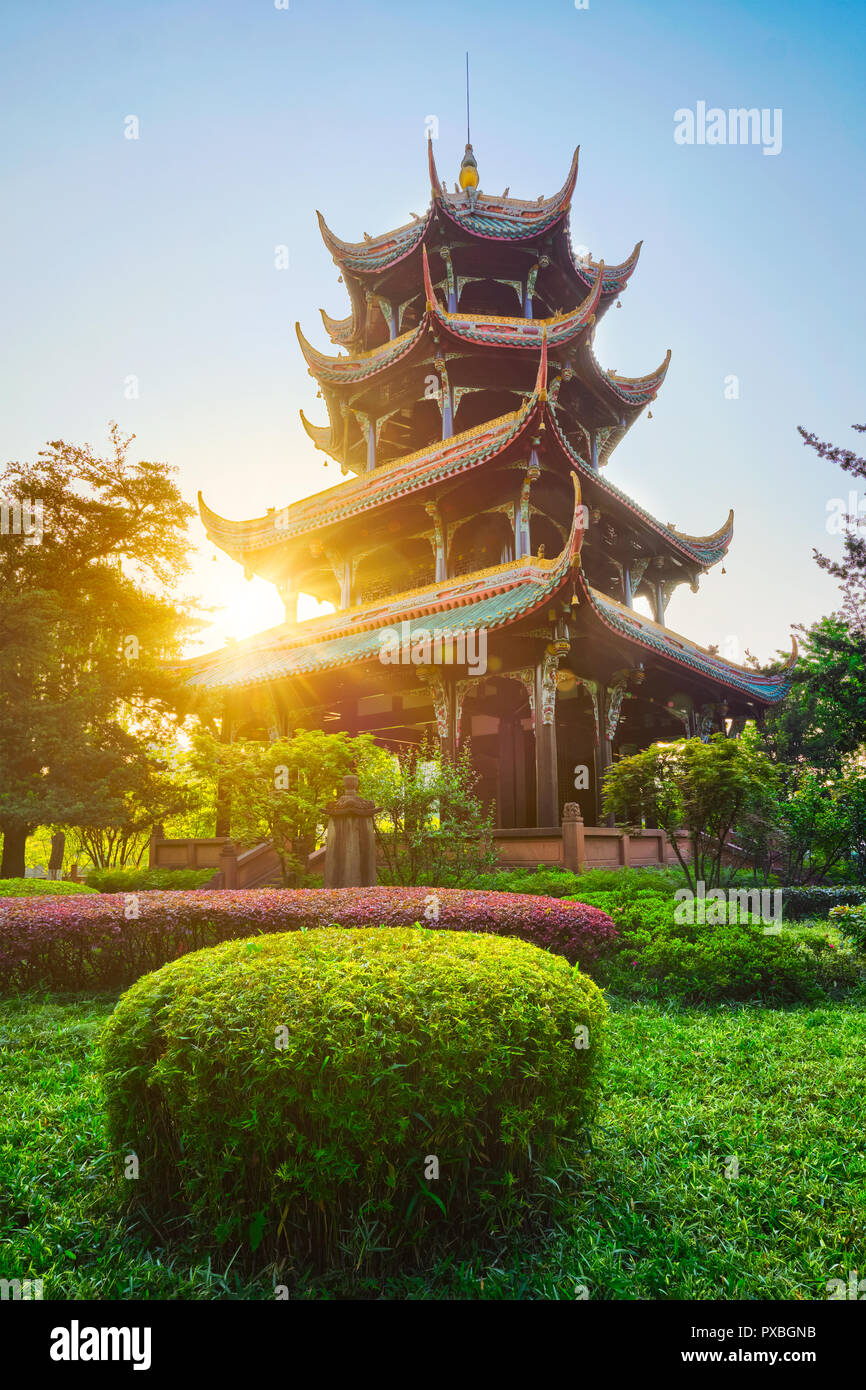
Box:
[323, 775, 377, 888]
[148, 822, 165, 869]
[562, 802, 586, 873]
[219, 839, 238, 890]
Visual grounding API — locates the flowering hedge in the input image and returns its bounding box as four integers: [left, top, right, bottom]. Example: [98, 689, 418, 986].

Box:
[0, 887, 618, 992]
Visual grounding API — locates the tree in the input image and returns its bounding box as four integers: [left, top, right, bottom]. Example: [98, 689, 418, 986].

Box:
[191, 728, 385, 884]
[801, 419, 866, 633]
[364, 741, 498, 887]
[66, 743, 201, 869]
[0, 426, 198, 876]
[602, 734, 779, 889]
[774, 767, 852, 884]
[760, 615, 866, 778]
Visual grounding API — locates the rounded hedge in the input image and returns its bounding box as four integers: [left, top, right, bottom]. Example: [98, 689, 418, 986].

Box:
[100, 927, 607, 1268]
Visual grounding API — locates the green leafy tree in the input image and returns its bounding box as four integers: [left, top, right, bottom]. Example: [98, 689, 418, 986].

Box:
[602, 734, 780, 890]
[770, 764, 865, 885]
[192, 728, 385, 884]
[0, 426, 198, 876]
[760, 615, 866, 778]
[67, 743, 201, 869]
[364, 741, 498, 887]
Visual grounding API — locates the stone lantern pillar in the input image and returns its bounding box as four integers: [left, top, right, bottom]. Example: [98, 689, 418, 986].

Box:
[323, 775, 377, 888]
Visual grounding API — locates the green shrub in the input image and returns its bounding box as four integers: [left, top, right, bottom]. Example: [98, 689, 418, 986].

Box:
[781, 886, 866, 919]
[100, 928, 606, 1270]
[0, 877, 96, 897]
[475, 864, 682, 899]
[84, 866, 215, 894]
[565, 890, 863, 1003]
[598, 915, 861, 1003]
[829, 904, 866, 949]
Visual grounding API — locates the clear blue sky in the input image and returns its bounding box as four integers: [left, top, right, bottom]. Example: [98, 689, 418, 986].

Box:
[2, 0, 864, 660]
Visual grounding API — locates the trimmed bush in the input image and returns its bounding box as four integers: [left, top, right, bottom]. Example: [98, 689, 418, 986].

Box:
[0, 886, 617, 992]
[829, 904, 866, 949]
[599, 920, 861, 1004]
[475, 864, 681, 899]
[100, 928, 607, 1268]
[584, 890, 863, 1003]
[84, 867, 216, 894]
[781, 886, 866, 920]
[0, 878, 97, 898]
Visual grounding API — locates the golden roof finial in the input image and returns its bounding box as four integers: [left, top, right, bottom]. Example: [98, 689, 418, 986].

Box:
[459, 52, 480, 207]
[459, 143, 479, 190]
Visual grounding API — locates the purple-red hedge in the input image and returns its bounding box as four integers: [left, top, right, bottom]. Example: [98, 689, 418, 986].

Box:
[0, 887, 617, 992]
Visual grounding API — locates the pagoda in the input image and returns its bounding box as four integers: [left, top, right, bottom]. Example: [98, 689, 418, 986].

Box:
[182, 140, 795, 828]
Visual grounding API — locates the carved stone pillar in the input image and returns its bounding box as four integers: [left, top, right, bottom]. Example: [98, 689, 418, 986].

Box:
[323, 775, 377, 888]
[562, 802, 586, 873]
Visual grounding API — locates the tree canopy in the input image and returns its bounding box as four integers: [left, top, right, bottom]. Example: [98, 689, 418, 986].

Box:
[0, 426, 199, 876]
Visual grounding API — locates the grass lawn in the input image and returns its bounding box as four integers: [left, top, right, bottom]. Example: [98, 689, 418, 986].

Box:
[1, 991, 864, 1300]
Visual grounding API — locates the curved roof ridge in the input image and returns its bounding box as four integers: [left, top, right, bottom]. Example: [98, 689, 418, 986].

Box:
[295, 317, 427, 381]
[581, 578, 797, 701]
[315, 206, 432, 263]
[319, 307, 355, 345]
[583, 340, 671, 407]
[422, 244, 603, 340]
[435, 144, 579, 214]
[570, 239, 643, 297]
[547, 412, 731, 569]
[198, 402, 538, 550]
[668, 509, 735, 549]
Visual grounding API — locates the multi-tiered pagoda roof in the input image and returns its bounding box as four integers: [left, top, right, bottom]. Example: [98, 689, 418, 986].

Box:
[181, 139, 794, 827]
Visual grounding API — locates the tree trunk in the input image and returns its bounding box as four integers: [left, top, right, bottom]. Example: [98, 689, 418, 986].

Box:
[215, 781, 232, 837]
[0, 824, 32, 878]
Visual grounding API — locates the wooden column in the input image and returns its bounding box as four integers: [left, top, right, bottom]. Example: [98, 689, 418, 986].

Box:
[433, 677, 456, 764]
[622, 564, 633, 609]
[534, 663, 559, 827]
[441, 380, 453, 438]
[497, 715, 516, 828]
[514, 721, 528, 827]
[366, 418, 376, 471]
[654, 579, 666, 625]
[598, 687, 615, 828]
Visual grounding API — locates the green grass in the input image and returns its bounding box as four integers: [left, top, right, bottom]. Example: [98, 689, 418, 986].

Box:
[1, 991, 863, 1300]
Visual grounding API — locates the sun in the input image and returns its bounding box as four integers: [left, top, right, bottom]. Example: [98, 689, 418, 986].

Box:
[214, 575, 335, 645]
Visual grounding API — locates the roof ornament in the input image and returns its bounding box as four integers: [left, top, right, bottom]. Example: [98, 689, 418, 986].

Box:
[459, 52, 480, 209]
